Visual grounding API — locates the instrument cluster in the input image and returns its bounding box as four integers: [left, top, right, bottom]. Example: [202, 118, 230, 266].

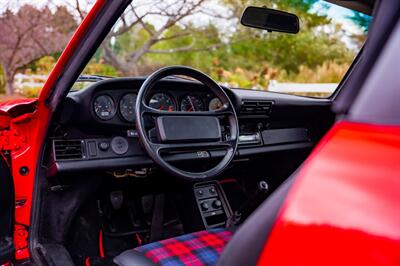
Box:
[93, 91, 223, 123]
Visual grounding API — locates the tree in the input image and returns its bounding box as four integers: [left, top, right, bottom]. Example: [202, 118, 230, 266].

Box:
[347, 12, 371, 47]
[100, 0, 233, 76]
[70, 0, 357, 87]
[0, 5, 76, 95]
[99, 0, 337, 76]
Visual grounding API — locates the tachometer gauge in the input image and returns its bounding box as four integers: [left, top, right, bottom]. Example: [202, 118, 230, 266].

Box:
[180, 95, 204, 112]
[119, 93, 137, 122]
[93, 95, 116, 120]
[149, 93, 176, 111]
[208, 97, 223, 111]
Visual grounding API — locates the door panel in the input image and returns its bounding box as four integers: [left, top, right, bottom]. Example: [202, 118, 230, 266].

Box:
[0, 154, 15, 264]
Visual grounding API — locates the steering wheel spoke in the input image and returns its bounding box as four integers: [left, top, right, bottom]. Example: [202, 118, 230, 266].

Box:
[142, 104, 234, 118]
[151, 140, 233, 154]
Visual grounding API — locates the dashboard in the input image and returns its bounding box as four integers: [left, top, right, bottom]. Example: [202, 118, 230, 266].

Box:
[92, 90, 223, 122]
[64, 77, 228, 128]
[49, 76, 333, 176]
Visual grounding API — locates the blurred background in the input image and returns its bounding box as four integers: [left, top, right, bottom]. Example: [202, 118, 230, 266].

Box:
[0, 0, 370, 100]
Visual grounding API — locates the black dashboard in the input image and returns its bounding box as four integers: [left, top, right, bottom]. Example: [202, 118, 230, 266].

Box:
[48, 77, 334, 176]
[62, 78, 232, 129]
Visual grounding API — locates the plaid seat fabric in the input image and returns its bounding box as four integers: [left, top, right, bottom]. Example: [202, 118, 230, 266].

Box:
[134, 228, 232, 266]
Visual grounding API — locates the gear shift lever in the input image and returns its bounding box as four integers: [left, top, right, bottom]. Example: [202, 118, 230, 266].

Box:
[110, 191, 124, 210]
[226, 181, 269, 227]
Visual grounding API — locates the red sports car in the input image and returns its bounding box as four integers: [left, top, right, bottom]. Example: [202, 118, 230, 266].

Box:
[0, 0, 399, 265]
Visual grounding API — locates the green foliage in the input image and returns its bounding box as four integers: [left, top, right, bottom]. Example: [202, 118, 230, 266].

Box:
[18, 87, 42, 98]
[83, 59, 121, 77]
[279, 61, 350, 83]
[118, 4, 354, 90]
[146, 25, 221, 70]
[13, 56, 120, 98]
[26, 56, 58, 74]
[109, 0, 355, 92]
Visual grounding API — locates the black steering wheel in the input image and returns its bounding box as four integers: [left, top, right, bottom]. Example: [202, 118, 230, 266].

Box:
[135, 66, 239, 181]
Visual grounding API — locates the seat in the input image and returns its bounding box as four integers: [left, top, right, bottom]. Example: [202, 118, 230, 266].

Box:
[115, 228, 232, 266]
[114, 175, 294, 266]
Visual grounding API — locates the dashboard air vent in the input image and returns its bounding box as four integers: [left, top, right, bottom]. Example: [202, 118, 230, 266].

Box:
[240, 101, 273, 116]
[54, 140, 85, 161]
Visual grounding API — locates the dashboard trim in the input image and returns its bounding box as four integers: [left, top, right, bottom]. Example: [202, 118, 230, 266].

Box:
[49, 142, 313, 176]
[50, 77, 334, 176]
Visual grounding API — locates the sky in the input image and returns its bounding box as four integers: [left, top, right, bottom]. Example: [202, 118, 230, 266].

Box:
[313, 1, 370, 49]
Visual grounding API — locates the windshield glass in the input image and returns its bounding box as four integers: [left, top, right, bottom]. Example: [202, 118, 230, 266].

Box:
[83, 0, 371, 98]
[0, 0, 371, 99]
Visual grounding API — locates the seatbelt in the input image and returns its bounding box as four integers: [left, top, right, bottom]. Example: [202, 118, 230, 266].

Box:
[150, 194, 165, 242]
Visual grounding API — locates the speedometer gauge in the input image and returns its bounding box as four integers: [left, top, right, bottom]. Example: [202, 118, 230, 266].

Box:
[208, 97, 223, 111]
[180, 95, 204, 112]
[93, 95, 116, 120]
[119, 93, 137, 122]
[149, 93, 176, 111]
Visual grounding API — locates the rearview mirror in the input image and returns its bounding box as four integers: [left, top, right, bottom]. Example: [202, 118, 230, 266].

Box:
[241, 6, 300, 34]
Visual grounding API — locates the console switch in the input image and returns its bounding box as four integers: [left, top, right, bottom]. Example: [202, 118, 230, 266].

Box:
[213, 200, 222, 208]
[201, 202, 209, 211]
[194, 182, 232, 229]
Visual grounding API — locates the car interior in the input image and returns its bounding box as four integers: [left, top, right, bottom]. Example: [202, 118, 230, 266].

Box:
[27, 1, 378, 265]
[37, 71, 334, 265]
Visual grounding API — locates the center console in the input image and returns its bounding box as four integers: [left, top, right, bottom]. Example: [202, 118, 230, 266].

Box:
[194, 181, 232, 229]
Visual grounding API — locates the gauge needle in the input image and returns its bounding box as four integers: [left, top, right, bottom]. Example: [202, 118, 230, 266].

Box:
[187, 96, 195, 111]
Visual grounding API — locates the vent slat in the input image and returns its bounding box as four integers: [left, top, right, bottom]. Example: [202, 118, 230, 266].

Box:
[240, 101, 273, 116]
[56, 153, 83, 156]
[54, 140, 84, 161]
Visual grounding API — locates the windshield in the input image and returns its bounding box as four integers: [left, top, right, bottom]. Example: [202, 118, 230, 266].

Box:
[0, 0, 371, 99]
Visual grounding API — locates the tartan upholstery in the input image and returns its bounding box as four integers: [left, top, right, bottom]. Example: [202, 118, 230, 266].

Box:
[134, 228, 232, 266]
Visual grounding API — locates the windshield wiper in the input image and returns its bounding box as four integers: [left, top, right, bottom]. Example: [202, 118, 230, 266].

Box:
[76, 74, 112, 82]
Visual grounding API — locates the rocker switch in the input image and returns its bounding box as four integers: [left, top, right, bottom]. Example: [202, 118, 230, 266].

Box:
[213, 200, 222, 209]
[201, 202, 209, 211]
[209, 187, 216, 194]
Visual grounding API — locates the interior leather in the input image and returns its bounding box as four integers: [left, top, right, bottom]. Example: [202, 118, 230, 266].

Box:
[114, 250, 157, 266]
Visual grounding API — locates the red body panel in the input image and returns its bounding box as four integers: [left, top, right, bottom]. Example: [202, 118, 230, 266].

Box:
[258, 121, 400, 265]
[0, 99, 37, 114]
[0, 0, 106, 260]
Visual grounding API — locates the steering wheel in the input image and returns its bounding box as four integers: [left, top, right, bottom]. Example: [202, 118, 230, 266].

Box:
[135, 66, 239, 181]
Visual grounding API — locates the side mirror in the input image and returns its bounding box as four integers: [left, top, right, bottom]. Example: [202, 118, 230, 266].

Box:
[241, 6, 300, 34]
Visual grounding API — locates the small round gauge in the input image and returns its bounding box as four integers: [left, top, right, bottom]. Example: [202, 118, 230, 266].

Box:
[208, 97, 223, 111]
[119, 93, 137, 122]
[93, 95, 116, 120]
[149, 93, 176, 111]
[180, 95, 204, 112]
